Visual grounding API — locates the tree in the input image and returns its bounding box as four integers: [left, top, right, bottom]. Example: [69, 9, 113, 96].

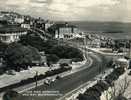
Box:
[46, 54, 59, 66]
[104, 77, 131, 100]
[78, 93, 100, 100]
[3, 90, 19, 100]
[19, 33, 45, 51]
[0, 41, 8, 52]
[19, 33, 59, 52]
[47, 25, 57, 36]
[4, 43, 41, 70]
[19, 33, 84, 62]
[50, 45, 84, 61]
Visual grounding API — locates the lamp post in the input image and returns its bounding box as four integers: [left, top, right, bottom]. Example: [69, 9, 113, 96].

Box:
[35, 71, 38, 89]
[84, 36, 88, 59]
[129, 40, 131, 59]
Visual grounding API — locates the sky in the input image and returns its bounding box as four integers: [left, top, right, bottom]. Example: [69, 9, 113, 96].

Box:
[0, 0, 131, 22]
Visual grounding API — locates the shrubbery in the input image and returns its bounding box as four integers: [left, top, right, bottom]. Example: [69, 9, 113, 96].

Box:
[46, 54, 59, 65]
[50, 45, 84, 60]
[19, 34, 84, 63]
[77, 67, 125, 100]
[105, 67, 125, 85]
[45, 66, 72, 77]
[0, 41, 8, 52]
[3, 90, 19, 100]
[3, 43, 41, 70]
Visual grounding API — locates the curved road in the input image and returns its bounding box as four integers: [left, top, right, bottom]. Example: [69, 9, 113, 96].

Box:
[21, 52, 112, 100]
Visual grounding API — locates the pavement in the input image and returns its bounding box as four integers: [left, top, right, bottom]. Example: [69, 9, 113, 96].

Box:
[0, 67, 53, 88]
[0, 54, 90, 100]
[12, 58, 90, 93]
[88, 48, 126, 56]
[60, 68, 113, 100]
[0, 47, 113, 100]
[16, 51, 112, 100]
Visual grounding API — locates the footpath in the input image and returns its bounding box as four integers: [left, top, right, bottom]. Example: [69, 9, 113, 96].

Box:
[58, 68, 113, 100]
[89, 48, 126, 56]
[0, 56, 92, 100]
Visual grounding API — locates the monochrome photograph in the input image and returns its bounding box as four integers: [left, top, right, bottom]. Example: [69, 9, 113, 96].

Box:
[0, 0, 131, 100]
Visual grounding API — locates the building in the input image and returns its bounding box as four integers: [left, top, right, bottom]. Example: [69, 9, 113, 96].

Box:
[45, 21, 54, 31]
[0, 25, 27, 43]
[21, 23, 30, 29]
[115, 58, 129, 69]
[54, 23, 79, 39]
[14, 17, 24, 24]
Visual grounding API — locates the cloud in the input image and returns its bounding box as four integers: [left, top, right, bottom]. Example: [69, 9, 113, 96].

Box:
[47, 0, 120, 18]
[75, 0, 119, 7]
[6, 0, 30, 5]
[31, 0, 47, 3]
[0, 0, 130, 22]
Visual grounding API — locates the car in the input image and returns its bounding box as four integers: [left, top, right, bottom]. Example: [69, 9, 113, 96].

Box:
[44, 79, 50, 85]
[44, 77, 56, 85]
[6, 70, 16, 75]
[56, 75, 62, 80]
[50, 78, 56, 82]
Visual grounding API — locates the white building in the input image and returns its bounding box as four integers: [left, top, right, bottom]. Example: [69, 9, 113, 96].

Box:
[21, 23, 30, 29]
[0, 26, 27, 43]
[55, 23, 79, 39]
[45, 22, 54, 30]
[14, 17, 24, 24]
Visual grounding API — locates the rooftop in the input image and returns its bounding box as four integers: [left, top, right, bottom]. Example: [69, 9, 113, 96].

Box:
[50, 23, 77, 30]
[0, 25, 26, 33]
[55, 23, 77, 28]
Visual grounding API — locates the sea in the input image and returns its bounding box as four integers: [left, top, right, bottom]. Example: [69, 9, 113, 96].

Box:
[71, 21, 131, 40]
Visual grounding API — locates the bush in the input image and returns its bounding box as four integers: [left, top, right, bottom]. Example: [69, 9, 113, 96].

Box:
[95, 81, 109, 92]
[115, 95, 128, 100]
[46, 54, 59, 64]
[0, 41, 8, 52]
[105, 67, 125, 85]
[114, 67, 125, 75]
[3, 90, 19, 100]
[85, 88, 101, 97]
[72, 58, 83, 62]
[77, 67, 125, 100]
[60, 63, 69, 68]
[51, 45, 84, 61]
[4, 43, 41, 70]
[0, 69, 5, 75]
[19, 34, 84, 63]
[78, 93, 100, 100]
[45, 67, 71, 77]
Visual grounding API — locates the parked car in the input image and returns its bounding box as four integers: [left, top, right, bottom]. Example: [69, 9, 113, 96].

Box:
[50, 78, 56, 82]
[44, 77, 56, 85]
[6, 70, 16, 75]
[44, 79, 50, 85]
[56, 75, 62, 80]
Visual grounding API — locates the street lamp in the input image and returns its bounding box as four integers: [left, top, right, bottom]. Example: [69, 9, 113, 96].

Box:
[84, 36, 88, 59]
[35, 71, 38, 89]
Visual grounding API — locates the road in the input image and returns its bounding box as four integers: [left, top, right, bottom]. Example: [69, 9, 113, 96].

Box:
[19, 51, 112, 100]
[29, 27, 52, 40]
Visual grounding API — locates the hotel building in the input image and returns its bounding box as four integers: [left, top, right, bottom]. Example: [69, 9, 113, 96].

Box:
[54, 23, 79, 39]
[0, 26, 27, 43]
